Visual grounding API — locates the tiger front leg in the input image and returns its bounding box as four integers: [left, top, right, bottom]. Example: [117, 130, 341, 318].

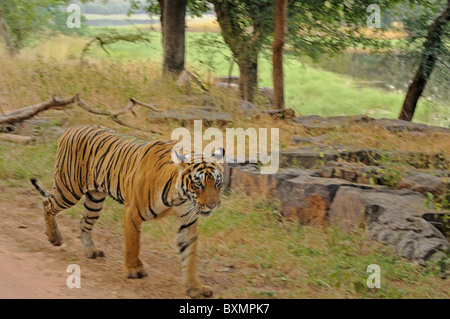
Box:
[123, 206, 148, 279]
[177, 217, 213, 298]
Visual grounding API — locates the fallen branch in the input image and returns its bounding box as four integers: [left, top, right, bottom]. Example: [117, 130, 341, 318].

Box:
[0, 95, 78, 125]
[0, 94, 163, 135]
[112, 97, 163, 117]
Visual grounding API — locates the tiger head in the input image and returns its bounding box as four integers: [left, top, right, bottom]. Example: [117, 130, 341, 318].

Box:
[173, 148, 225, 216]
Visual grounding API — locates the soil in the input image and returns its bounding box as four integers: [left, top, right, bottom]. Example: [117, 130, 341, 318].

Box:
[0, 186, 233, 299]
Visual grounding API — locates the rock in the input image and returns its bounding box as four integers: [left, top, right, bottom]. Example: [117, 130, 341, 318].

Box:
[374, 118, 450, 133]
[149, 107, 233, 125]
[316, 162, 383, 184]
[397, 172, 448, 198]
[387, 150, 448, 170]
[240, 100, 258, 111]
[264, 109, 296, 120]
[292, 115, 373, 132]
[280, 145, 380, 169]
[216, 82, 239, 90]
[275, 175, 372, 226]
[175, 69, 191, 88]
[258, 87, 274, 105]
[291, 134, 328, 145]
[227, 165, 315, 198]
[328, 186, 449, 262]
[214, 76, 240, 85]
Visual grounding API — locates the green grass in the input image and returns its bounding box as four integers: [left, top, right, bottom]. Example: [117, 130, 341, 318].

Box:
[0, 139, 57, 187]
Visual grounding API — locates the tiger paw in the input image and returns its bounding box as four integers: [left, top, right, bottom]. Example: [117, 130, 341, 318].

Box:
[86, 249, 105, 259]
[125, 266, 148, 279]
[187, 285, 213, 298]
[46, 230, 62, 246]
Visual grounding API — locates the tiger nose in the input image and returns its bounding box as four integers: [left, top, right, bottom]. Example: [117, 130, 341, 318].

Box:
[207, 202, 220, 210]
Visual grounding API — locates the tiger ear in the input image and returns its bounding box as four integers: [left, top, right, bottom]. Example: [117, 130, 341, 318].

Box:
[211, 147, 225, 161]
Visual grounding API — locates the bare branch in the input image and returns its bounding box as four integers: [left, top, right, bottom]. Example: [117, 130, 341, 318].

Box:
[0, 94, 163, 135]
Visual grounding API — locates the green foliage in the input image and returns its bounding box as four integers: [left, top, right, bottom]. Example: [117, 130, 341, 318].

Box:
[128, 0, 211, 17]
[287, 0, 402, 60]
[0, 0, 71, 53]
[391, 0, 449, 83]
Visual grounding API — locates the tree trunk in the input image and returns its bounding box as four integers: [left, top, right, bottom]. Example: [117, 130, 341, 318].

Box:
[398, 2, 449, 121]
[158, 0, 164, 47]
[213, 1, 264, 102]
[0, 9, 16, 57]
[272, 0, 287, 110]
[238, 57, 258, 102]
[162, 0, 187, 76]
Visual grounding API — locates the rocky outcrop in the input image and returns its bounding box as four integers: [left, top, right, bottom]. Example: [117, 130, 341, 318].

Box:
[222, 116, 449, 264]
[398, 172, 449, 199]
[328, 187, 448, 263]
[148, 107, 232, 126]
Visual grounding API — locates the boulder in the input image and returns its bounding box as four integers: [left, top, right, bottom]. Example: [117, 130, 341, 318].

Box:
[227, 165, 315, 198]
[280, 145, 380, 169]
[291, 134, 328, 146]
[374, 118, 450, 133]
[316, 161, 383, 184]
[328, 186, 449, 261]
[214, 76, 240, 85]
[291, 115, 373, 132]
[275, 175, 373, 226]
[215, 82, 239, 90]
[149, 107, 233, 126]
[397, 172, 449, 199]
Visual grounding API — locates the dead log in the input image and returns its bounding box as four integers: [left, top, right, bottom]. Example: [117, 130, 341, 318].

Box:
[0, 94, 163, 135]
[0, 95, 78, 125]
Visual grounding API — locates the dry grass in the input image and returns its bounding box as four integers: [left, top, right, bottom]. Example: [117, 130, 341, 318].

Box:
[1, 49, 448, 158]
[326, 123, 450, 157]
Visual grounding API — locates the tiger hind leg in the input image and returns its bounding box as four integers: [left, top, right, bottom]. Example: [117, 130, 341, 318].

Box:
[80, 191, 106, 259]
[43, 196, 64, 246]
[42, 187, 79, 246]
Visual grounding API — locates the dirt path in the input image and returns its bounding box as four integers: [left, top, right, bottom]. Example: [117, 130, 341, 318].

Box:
[0, 186, 231, 299]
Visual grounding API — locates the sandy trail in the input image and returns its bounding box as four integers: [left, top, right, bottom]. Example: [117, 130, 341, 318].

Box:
[0, 187, 231, 299]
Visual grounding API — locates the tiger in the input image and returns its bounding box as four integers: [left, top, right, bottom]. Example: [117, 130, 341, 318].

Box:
[30, 125, 225, 298]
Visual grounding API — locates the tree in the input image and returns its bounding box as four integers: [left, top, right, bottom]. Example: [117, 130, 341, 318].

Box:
[398, 0, 449, 121]
[210, 0, 401, 103]
[129, 0, 209, 76]
[0, 8, 15, 56]
[0, 0, 69, 56]
[161, 0, 187, 75]
[272, 0, 287, 110]
[210, 0, 273, 102]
